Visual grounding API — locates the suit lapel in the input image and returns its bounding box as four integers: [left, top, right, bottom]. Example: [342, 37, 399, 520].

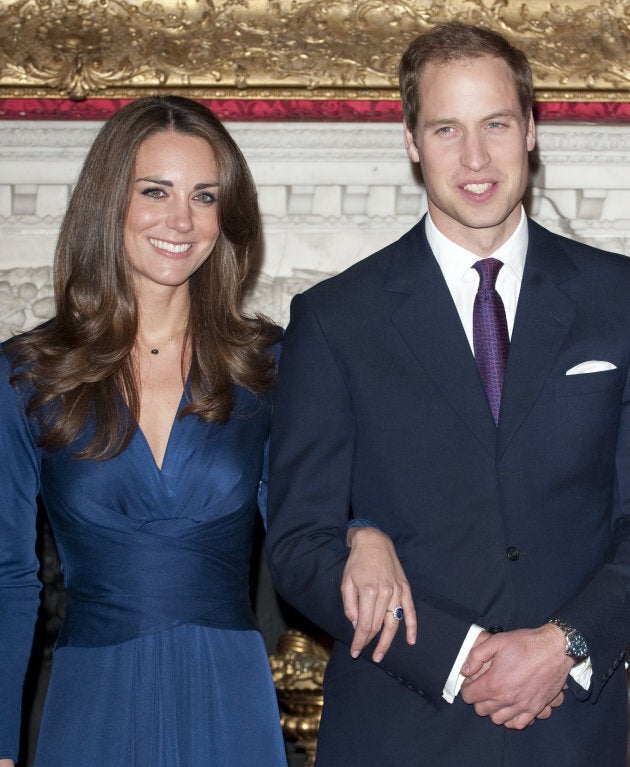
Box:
[497, 221, 579, 456]
[385, 221, 499, 458]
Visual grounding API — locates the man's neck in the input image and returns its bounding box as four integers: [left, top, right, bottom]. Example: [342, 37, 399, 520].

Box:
[427, 206, 524, 258]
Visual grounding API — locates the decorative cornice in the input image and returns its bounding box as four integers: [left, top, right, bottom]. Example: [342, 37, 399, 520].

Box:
[0, 1, 628, 101]
[1, 120, 629, 158]
[535, 126, 630, 163]
[1, 121, 630, 332]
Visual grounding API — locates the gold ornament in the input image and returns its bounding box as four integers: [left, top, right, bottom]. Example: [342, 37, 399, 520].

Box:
[0, 1, 627, 101]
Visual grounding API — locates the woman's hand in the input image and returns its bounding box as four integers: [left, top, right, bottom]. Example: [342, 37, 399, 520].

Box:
[0, 759, 16, 767]
[342, 526, 417, 662]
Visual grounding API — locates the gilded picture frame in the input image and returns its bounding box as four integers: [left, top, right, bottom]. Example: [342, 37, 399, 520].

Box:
[0, 0, 628, 103]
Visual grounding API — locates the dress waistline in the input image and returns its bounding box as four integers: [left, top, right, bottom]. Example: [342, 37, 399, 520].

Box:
[54, 506, 258, 648]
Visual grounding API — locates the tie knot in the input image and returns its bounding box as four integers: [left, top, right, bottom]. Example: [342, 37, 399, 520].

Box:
[473, 257, 503, 290]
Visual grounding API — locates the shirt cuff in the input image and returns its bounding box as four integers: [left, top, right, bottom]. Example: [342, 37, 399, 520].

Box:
[569, 657, 592, 689]
[346, 518, 379, 547]
[347, 518, 379, 529]
[443, 624, 485, 703]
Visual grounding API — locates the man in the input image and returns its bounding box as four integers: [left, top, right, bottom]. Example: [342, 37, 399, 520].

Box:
[266, 21, 630, 766]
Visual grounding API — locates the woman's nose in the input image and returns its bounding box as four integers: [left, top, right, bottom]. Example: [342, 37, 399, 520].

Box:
[166, 201, 193, 232]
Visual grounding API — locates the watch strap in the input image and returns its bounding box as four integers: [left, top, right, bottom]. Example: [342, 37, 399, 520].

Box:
[548, 618, 589, 662]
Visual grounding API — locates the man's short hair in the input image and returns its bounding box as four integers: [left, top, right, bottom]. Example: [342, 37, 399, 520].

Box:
[399, 21, 534, 134]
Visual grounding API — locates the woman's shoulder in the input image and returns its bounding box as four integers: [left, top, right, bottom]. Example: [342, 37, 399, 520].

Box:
[0, 337, 29, 407]
[0, 321, 53, 395]
[250, 315, 283, 362]
[1, 324, 43, 373]
[0, 334, 23, 374]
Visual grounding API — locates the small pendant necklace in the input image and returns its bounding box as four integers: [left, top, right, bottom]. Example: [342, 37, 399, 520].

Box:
[149, 335, 174, 355]
[138, 331, 182, 357]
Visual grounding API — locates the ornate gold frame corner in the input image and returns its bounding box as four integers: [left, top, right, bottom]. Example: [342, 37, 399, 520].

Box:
[0, 0, 628, 102]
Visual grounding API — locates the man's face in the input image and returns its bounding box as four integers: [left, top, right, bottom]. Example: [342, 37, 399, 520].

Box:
[404, 56, 535, 256]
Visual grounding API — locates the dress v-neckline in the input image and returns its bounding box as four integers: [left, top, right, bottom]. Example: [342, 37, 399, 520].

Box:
[136, 387, 187, 473]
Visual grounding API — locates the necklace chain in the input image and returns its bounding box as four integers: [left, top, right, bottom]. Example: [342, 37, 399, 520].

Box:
[149, 335, 174, 355]
[138, 329, 184, 357]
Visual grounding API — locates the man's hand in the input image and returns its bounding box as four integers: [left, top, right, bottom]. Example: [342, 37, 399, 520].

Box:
[459, 624, 574, 729]
[464, 629, 492, 681]
[342, 526, 417, 662]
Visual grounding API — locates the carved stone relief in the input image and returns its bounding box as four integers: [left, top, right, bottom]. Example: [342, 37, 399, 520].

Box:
[0, 266, 54, 340]
[0, 120, 629, 336]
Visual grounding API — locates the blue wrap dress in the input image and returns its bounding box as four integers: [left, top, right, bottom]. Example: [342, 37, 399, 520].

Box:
[0, 347, 287, 767]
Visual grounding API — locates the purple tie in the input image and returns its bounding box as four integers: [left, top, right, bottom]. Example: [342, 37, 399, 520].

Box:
[472, 258, 510, 425]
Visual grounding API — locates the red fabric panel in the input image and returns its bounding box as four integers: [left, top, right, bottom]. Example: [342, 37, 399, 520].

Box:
[1, 98, 629, 122]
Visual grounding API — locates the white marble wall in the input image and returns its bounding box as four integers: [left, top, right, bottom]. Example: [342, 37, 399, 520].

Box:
[1, 120, 630, 339]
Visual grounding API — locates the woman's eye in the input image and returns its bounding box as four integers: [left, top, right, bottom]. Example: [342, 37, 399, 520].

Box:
[194, 191, 217, 204]
[141, 187, 166, 199]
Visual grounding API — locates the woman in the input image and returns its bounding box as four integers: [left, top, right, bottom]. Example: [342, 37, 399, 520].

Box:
[0, 96, 287, 766]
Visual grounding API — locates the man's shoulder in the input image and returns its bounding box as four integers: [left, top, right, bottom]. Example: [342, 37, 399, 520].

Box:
[529, 218, 630, 277]
[303, 220, 425, 306]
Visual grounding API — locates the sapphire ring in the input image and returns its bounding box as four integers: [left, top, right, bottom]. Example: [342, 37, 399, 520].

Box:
[391, 605, 404, 622]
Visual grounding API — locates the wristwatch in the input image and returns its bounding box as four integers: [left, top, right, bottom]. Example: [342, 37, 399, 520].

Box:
[548, 618, 589, 662]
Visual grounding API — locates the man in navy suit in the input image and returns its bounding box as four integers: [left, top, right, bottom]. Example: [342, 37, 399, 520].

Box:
[266, 21, 630, 766]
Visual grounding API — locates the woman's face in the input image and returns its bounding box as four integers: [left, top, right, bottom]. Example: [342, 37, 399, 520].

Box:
[124, 130, 221, 293]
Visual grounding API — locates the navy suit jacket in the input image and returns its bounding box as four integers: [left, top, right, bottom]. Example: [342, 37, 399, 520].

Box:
[267, 218, 630, 766]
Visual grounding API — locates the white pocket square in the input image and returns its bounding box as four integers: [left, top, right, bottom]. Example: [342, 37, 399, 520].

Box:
[565, 360, 617, 375]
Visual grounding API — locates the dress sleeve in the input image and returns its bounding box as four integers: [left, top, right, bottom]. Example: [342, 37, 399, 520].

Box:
[257, 437, 270, 530]
[0, 352, 42, 760]
[257, 337, 283, 531]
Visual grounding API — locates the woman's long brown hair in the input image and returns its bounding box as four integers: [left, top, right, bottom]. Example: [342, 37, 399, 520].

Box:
[7, 96, 280, 459]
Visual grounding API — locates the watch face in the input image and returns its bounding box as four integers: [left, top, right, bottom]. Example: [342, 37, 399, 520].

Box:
[549, 619, 589, 661]
[567, 632, 589, 661]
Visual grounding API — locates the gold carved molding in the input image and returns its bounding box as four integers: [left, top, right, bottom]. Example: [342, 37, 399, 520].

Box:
[269, 630, 330, 767]
[0, 0, 628, 101]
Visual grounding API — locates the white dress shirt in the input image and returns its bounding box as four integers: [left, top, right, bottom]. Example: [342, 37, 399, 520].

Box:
[425, 208, 527, 351]
[423, 210, 592, 702]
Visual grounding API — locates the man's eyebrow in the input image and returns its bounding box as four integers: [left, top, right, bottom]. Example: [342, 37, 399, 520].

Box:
[422, 117, 459, 129]
[423, 110, 520, 129]
[483, 110, 521, 121]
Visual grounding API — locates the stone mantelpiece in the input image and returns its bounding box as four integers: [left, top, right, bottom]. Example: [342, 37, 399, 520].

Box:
[1, 120, 630, 338]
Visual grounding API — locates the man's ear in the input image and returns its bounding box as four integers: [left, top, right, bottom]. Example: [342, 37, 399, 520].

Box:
[403, 122, 420, 163]
[526, 111, 536, 152]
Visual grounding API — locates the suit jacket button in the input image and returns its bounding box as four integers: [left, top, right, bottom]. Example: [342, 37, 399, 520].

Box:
[487, 625, 504, 634]
[506, 546, 520, 561]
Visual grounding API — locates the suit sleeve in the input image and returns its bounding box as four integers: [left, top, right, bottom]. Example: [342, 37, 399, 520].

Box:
[266, 293, 475, 705]
[0, 354, 42, 760]
[554, 360, 630, 702]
